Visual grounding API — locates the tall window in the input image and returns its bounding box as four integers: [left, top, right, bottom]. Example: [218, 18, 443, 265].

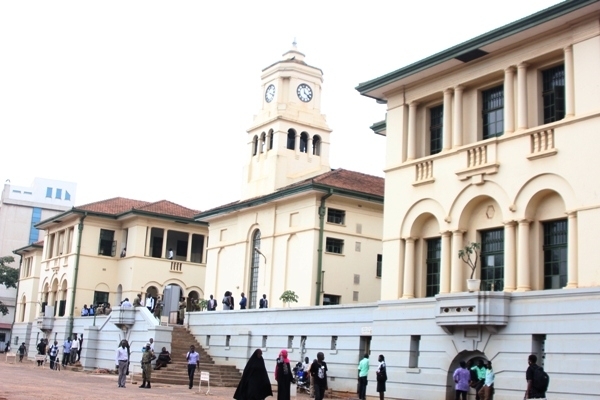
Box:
[327, 208, 345, 224]
[325, 238, 344, 254]
[268, 129, 274, 150]
[482, 85, 504, 139]
[45, 187, 52, 198]
[425, 238, 441, 297]
[480, 229, 504, 291]
[429, 105, 443, 155]
[287, 129, 296, 150]
[55, 188, 62, 199]
[543, 219, 568, 289]
[252, 135, 258, 156]
[376, 254, 382, 278]
[300, 132, 309, 153]
[313, 135, 321, 155]
[98, 229, 116, 257]
[249, 230, 261, 308]
[93, 291, 109, 306]
[29, 207, 42, 244]
[542, 65, 565, 124]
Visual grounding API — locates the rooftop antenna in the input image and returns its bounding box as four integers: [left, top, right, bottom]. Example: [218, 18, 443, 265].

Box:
[292, 37, 297, 48]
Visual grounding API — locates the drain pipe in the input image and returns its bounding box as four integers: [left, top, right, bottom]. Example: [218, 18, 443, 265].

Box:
[68, 212, 87, 337]
[315, 190, 333, 306]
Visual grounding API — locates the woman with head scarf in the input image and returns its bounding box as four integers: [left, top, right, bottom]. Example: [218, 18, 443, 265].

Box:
[275, 349, 293, 400]
[234, 349, 273, 400]
[376, 354, 387, 400]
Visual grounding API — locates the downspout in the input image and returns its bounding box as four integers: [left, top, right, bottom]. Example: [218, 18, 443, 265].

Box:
[68, 213, 87, 337]
[10, 253, 23, 337]
[316, 189, 333, 306]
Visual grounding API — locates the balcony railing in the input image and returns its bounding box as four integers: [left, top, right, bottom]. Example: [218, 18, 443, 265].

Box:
[435, 291, 510, 333]
[528, 128, 557, 160]
[456, 142, 499, 181]
[170, 262, 183, 272]
[414, 160, 434, 185]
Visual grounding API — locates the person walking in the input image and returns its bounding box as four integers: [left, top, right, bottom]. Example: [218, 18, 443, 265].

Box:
[115, 340, 130, 388]
[275, 349, 293, 400]
[234, 349, 273, 400]
[17, 342, 26, 362]
[139, 343, 156, 389]
[357, 353, 369, 400]
[48, 340, 59, 370]
[36, 338, 47, 366]
[310, 352, 328, 400]
[186, 345, 200, 389]
[376, 354, 387, 400]
[453, 361, 471, 400]
[478, 361, 494, 400]
[525, 354, 548, 399]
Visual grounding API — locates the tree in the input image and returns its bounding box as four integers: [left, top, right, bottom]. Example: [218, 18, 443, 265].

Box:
[458, 242, 480, 280]
[0, 256, 18, 316]
[279, 290, 299, 307]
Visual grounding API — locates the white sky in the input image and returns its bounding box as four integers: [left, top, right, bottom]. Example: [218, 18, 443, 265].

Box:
[0, 0, 562, 211]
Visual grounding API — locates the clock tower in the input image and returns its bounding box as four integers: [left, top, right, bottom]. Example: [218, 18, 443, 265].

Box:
[241, 43, 332, 200]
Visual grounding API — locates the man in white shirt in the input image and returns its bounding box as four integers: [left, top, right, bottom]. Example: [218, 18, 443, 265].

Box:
[168, 248, 174, 259]
[115, 340, 130, 388]
[148, 338, 155, 353]
[121, 298, 132, 307]
[145, 295, 155, 313]
[70, 334, 79, 364]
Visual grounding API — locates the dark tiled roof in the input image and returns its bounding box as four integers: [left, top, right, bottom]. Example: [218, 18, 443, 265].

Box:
[77, 197, 151, 215]
[76, 197, 199, 219]
[198, 169, 384, 217]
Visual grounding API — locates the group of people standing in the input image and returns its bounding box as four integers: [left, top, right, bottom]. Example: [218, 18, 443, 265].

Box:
[81, 303, 112, 316]
[209, 292, 268, 311]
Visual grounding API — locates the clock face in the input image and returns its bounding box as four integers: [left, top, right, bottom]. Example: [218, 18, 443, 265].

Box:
[265, 84, 276, 103]
[297, 83, 313, 102]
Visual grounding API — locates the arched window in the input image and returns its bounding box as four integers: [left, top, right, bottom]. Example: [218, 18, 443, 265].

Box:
[268, 129, 274, 150]
[260, 132, 266, 153]
[252, 135, 259, 156]
[249, 230, 261, 309]
[300, 132, 309, 153]
[313, 135, 322, 155]
[287, 129, 296, 150]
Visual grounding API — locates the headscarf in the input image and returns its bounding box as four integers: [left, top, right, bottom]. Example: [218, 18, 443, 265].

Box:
[274, 349, 290, 380]
[234, 349, 273, 400]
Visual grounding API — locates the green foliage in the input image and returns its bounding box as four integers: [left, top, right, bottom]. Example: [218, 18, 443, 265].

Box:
[197, 299, 208, 311]
[0, 256, 17, 316]
[279, 290, 299, 307]
[458, 242, 481, 279]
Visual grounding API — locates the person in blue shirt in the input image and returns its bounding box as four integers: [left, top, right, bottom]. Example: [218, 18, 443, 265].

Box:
[62, 337, 72, 367]
[239, 293, 247, 310]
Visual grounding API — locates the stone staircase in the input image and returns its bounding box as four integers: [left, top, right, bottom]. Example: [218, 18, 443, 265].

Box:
[151, 325, 242, 387]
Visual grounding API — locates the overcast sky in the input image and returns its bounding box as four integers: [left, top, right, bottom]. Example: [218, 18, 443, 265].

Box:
[0, 0, 562, 211]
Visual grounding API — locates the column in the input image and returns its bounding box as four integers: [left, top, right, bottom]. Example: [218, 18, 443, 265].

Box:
[186, 233, 193, 262]
[161, 230, 168, 259]
[402, 238, 415, 299]
[407, 102, 418, 160]
[294, 133, 300, 155]
[440, 231, 451, 294]
[517, 63, 528, 130]
[452, 85, 463, 147]
[450, 230, 464, 293]
[566, 212, 578, 288]
[516, 219, 531, 291]
[564, 46, 575, 117]
[503, 221, 517, 291]
[307, 136, 313, 158]
[442, 89, 453, 151]
[145, 227, 152, 257]
[504, 67, 515, 134]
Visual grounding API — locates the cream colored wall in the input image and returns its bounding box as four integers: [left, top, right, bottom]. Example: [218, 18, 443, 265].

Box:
[380, 20, 600, 299]
[204, 193, 383, 307]
[25, 214, 207, 323]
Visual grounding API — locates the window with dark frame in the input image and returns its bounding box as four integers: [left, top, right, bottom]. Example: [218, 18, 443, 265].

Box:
[482, 85, 504, 139]
[543, 219, 568, 289]
[327, 208, 345, 225]
[376, 254, 382, 278]
[429, 105, 443, 155]
[480, 229, 504, 291]
[286, 130, 296, 150]
[98, 229, 116, 257]
[542, 65, 565, 124]
[325, 237, 344, 254]
[425, 238, 441, 297]
[323, 294, 340, 306]
[93, 291, 109, 307]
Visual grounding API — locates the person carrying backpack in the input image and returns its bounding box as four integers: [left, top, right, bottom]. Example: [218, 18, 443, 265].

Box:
[525, 354, 549, 399]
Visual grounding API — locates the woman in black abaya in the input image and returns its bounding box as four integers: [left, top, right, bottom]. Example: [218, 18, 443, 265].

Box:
[234, 349, 273, 400]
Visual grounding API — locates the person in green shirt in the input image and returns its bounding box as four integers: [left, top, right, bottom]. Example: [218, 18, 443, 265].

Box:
[139, 343, 156, 389]
[357, 354, 370, 400]
[470, 360, 487, 400]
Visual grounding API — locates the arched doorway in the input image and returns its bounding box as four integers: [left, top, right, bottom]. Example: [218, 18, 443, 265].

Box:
[187, 290, 199, 311]
[446, 350, 488, 400]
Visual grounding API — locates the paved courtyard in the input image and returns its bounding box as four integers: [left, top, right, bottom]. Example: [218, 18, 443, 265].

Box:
[0, 359, 240, 400]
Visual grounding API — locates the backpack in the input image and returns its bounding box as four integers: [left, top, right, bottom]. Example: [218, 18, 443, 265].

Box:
[532, 365, 550, 392]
